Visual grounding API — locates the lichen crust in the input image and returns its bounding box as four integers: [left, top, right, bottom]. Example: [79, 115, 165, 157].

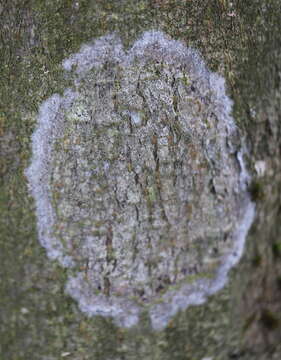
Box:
[26, 31, 255, 329]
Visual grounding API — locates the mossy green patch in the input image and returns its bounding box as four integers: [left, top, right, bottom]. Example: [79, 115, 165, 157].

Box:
[272, 242, 281, 259]
[249, 180, 265, 202]
[260, 309, 280, 331]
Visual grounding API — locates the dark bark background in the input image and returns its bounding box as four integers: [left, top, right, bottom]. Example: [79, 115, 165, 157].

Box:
[1, 0, 281, 359]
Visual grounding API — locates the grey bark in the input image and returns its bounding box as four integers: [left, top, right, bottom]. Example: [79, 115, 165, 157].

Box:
[1, 1, 281, 359]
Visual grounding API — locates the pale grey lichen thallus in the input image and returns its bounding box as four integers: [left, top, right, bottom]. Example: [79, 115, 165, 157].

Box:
[26, 31, 255, 330]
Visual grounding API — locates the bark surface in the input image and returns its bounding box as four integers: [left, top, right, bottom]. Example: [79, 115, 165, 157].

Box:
[1, 1, 281, 359]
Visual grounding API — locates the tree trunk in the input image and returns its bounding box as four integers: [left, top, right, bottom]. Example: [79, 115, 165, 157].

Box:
[1, 1, 281, 359]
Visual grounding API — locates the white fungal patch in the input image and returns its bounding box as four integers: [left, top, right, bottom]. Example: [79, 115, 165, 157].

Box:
[255, 160, 267, 177]
[26, 31, 255, 330]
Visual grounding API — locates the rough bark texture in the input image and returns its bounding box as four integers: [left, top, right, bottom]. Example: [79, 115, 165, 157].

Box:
[1, 1, 281, 359]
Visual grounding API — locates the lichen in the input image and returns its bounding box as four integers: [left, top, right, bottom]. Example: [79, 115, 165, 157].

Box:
[26, 31, 255, 330]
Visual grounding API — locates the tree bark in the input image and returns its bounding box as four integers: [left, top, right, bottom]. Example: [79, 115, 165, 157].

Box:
[1, 1, 281, 359]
